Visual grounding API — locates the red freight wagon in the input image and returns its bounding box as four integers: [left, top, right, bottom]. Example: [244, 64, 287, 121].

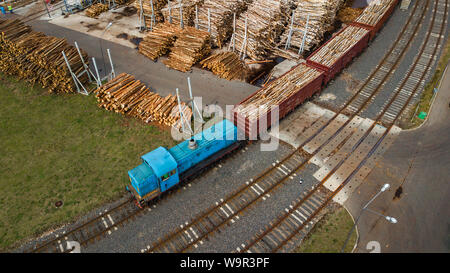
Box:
[306, 25, 370, 85]
[232, 63, 324, 139]
[351, 0, 399, 40]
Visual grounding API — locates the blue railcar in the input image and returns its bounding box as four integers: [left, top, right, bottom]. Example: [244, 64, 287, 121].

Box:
[127, 119, 242, 206]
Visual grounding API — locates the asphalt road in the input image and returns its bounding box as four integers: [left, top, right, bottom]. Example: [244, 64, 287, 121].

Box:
[345, 63, 450, 252]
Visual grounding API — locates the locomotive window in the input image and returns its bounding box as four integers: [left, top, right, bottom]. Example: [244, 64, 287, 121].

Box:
[161, 170, 176, 181]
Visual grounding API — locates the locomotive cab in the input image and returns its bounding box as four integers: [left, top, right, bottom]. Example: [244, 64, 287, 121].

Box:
[128, 147, 180, 204]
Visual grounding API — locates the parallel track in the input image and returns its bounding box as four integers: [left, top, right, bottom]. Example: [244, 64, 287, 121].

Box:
[239, 0, 448, 253]
[146, 0, 435, 253]
[29, 198, 140, 253]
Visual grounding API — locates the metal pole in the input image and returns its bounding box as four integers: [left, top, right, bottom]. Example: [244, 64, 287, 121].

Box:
[299, 14, 309, 55]
[233, 13, 236, 51]
[285, 11, 294, 50]
[92, 57, 102, 86]
[107, 49, 115, 79]
[42, 0, 51, 18]
[62, 50, 80, 93]
[168, 0, 172, 24]
[207, 8, 211, 33]
[75, 41, 92, 82]
[195, 5, 199, 29]
[176, 88, 186, 134]
[179, 0, 183, 29]
[340, 188, 386, 253]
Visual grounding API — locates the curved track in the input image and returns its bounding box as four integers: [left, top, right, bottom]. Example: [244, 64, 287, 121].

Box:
[146, 0, 440, 253]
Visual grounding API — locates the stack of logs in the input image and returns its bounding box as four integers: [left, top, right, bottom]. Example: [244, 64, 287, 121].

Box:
[308, 25, 369, 67]
[163, 26, 211, 72]
[337, 6, 363, 24]
[85, 3, 109, 18]
[161, 0, 205, 27]
[200, 51, 248, 81]
[138, 22, 181, 60]
[354, 0, 395, 26]
[197, 0, 251, 48]
[94, 73, 192, 128]
[135, 0, 168, 23]
[233, 0, 291, 61]
[0, 19, 89, 94]
[279, 0, 345, 56]
[234, 63, 322, 122]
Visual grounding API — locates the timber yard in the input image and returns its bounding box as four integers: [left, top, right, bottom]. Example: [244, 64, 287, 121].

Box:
[0, 0, 449, 258]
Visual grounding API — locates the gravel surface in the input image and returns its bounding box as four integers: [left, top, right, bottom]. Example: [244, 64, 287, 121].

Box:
[81, 140, 294, 253]
[314, 1, 449, 125]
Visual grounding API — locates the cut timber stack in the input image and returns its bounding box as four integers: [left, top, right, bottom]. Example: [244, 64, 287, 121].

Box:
[197, 0, 251, 48]
[94, 73, 192, 127]
[135, 0, 168, 23]
[85, 3, 109, 18]
[200, 51, 248, 81]
[163, 26, 211, 72]
[233, 0, 291, 60]
[234, 63, 322, 122]
[354, 0, 396, 26]
[308, 25, 368, 67]
[279, 0, 345, 56]
[161, 0, 205, 27]
[0, 19, 89, 94]
[138, 22, 181, 60]
[337, 7, 363, 24]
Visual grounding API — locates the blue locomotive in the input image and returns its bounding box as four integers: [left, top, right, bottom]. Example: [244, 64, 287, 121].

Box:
[127, 119, 242, 207]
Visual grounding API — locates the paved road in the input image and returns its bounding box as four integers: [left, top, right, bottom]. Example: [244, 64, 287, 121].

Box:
[3, 14, 259, 110]
[345, 63, 450, 252]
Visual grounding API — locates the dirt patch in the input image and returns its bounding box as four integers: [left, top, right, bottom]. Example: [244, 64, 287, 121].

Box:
[116, 33, 129, 40]
[341, 72, 362, 94]
[121, 6, 137, 16]
[393, 186, 403, 200]
[82, 22, 103, 32]
[130, 36, 143, 46]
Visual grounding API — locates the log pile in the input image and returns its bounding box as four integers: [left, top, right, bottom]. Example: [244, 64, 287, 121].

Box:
[337, 7, 363, 24]
[161, 0, 205, 27]
[138, 22, 181, 60]
[234, 63, 322, 122]
[85, 3, 109, 18]
[94, 73, 192, 127]
[0, 19, 89, 94]
[354, 0, 395, 26]
[200, 51, 248, 81]
[233, 0, 291, 60]
[308, 25, 369, 67]
[197, 0, 251, 48]
[279, 0, 345, 55]
[135, 0, 168, 23]
[163, 26, 211, 72]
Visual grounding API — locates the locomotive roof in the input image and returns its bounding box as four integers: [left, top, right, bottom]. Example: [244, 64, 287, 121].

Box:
[141, 147, 178, 177]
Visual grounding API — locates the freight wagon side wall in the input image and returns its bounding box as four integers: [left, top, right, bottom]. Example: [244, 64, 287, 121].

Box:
[306, 26, 370, 85]
[232, 65, 324, 139]
[351, 0, 399, 40]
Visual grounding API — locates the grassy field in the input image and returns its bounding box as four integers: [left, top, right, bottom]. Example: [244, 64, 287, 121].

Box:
[404, 38, 450, 128]
[0, 74, 177, 250]
[296, 207, 357, 253]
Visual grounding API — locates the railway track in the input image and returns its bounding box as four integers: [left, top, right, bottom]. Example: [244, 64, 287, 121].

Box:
[146, 0, 440, 253]
[26, 141, 249, 253]
[238, 0, 448, 253]
[28, 197, 142, 253]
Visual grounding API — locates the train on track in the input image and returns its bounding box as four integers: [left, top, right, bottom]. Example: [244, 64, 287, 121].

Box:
[128, 0, 399, 207]
[127, 119, 244, 207]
